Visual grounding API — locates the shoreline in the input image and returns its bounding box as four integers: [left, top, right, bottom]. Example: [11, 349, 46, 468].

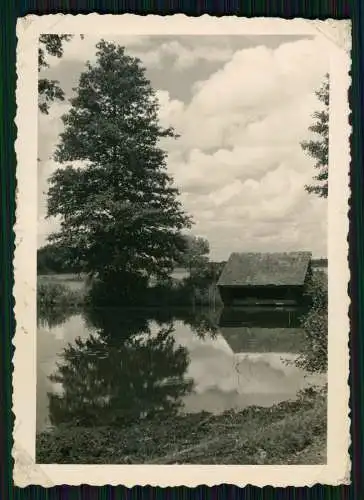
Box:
[36, 387, 327, 465]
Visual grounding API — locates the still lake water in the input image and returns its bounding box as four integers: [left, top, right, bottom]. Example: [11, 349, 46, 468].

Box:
[37, 307, 326, 432]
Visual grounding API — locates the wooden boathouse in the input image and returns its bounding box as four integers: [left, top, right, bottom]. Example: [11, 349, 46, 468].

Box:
[217, 251, 312, 307]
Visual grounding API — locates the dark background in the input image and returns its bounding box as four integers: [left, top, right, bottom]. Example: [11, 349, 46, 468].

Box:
[1, 1, 360, 499]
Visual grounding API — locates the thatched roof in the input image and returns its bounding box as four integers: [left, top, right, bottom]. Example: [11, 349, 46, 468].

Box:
[217, 252, 312, 287]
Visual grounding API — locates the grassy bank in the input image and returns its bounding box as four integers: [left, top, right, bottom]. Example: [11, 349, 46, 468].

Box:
[36, 387, 326, 465]
[38, 273, 86, 291]
[37, 267, 326, 309]
[37, 281, 86, 309]
[37, 273, 223, 308]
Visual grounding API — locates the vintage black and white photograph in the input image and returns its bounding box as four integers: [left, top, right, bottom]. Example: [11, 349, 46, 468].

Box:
[13, 15, 351, 487]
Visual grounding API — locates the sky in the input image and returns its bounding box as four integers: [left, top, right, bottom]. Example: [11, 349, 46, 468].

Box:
[38, 34, 329, 260]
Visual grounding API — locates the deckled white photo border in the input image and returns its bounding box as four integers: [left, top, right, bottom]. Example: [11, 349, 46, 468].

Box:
[13, 14, 351, 487]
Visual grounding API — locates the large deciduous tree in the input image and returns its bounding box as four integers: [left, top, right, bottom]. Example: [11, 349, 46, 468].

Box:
[301, 74, 329, 198]
[47, 41, 191, 297]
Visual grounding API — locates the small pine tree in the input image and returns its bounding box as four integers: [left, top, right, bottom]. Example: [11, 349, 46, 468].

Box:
[301, 74, 329, 198]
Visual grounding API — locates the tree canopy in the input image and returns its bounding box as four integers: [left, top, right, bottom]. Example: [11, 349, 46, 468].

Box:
[301, 74, 329, 198]
[47, 40, 191, 297]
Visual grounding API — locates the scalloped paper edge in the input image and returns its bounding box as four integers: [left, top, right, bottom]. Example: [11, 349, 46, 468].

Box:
[13, 14, 351, 487]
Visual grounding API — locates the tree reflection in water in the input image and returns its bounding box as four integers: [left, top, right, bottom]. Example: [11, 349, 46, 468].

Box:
[48, 308, 194, 427]
[177, 308, 220, 339]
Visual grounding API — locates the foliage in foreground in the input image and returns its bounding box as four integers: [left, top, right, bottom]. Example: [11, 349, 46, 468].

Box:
[36, 387, 326, 465]
[38, 34, 73, 114]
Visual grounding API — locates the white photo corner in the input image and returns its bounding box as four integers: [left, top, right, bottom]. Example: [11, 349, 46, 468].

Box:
[13, 15, 351, 487]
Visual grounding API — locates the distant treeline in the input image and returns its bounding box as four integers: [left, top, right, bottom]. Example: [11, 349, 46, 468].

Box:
[37, 240, 227, 278]
[311, 258, 328, 268]
[37, 244, 79, 275]
[38, 242, 326, 276]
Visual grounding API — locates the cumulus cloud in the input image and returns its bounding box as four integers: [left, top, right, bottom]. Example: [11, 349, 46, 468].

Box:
[158, 39, 327, 149]
[133, 39, 234, 70]
[38, 35, 328, 258]
[155, 38, 328, 258]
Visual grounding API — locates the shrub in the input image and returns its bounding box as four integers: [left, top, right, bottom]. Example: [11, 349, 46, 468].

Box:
[180, 261, 224, 307]
[296, 307, 327, 372]
[297, 270, 328, 373]
[304, 270, 328, 309]
[86, 272, 149, 307]
[85, 261, 224, 307]
[37, 282, 84, 309]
